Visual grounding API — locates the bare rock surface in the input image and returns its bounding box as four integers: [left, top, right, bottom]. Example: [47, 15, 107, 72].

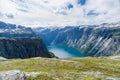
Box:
[0, 70, 46, 80]
[0, 70, 26, 80]
[104, 77, 120, 80]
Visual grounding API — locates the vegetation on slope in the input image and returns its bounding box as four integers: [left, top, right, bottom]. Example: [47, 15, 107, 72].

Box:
[0, 57, 120, 80]
[113, 32, 120, 39]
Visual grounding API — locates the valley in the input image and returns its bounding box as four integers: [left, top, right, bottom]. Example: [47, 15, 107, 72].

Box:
[0, 21, 120, 58]
[0, 21, 120, 80]
[33, 23, 120, 57]
[0, 0, 120, 80]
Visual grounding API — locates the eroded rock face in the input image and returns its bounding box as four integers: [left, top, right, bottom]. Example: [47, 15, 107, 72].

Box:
[0, 70, 26, 80]
[0, 38, 54, 59]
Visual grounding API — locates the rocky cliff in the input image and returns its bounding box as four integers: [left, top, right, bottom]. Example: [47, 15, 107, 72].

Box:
[33, 22, 120, 56]
[0, 38, 54, 59]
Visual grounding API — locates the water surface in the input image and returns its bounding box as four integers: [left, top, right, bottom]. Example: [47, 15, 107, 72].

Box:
[47, 45, 86, 58]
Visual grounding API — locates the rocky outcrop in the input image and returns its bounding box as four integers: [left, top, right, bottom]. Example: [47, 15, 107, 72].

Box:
[104, 77, 120, 80]
[0, 70, 46, 80]
[33, 23, 120, 57]
[0, 38, 55, 59]
[0, 70, 26, 80]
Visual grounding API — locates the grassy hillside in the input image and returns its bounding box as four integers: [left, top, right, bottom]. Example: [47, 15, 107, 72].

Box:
[113, 32, 120, 39]
[0, 57, 120, 80]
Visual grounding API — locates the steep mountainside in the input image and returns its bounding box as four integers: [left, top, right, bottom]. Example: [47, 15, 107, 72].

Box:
[0, 38, 55, 59]
[33, 23, 120, 57]
[0, 21, 36, 37]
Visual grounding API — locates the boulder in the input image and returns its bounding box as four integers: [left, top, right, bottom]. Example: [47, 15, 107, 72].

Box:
[0, 70, 26, 80]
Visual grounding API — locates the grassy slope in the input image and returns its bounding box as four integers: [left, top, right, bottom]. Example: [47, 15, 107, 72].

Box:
[0, 57, 120, 80]
[112, 31, 120, 39]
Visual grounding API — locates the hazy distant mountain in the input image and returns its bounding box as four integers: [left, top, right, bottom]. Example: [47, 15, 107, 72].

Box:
[0, 21, 36, 38]
[33, 22, 120, 57]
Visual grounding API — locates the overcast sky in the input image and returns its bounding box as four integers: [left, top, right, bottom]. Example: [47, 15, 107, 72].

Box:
[0, 0, 120, 27]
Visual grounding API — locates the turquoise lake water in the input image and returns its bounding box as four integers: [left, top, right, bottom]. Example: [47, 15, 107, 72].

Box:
[47, 45, 86, 58]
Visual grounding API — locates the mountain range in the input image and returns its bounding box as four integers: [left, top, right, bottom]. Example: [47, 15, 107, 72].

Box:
[0, 21, 120, 57]
[0, 21, 35, 38]
[33, 22, 120, 57]
[0, 21, 55, 59]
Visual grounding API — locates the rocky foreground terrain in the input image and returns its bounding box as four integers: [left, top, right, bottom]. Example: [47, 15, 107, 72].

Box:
[0, 57, 120, 80]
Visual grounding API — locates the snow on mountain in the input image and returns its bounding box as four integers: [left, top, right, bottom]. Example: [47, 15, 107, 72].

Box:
[0, 21, 35, 37]
[33, 22, 120, 57]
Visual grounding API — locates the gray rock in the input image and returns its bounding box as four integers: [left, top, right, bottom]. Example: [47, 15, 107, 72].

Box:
[0, 70, 26, 80]
[104, 77, 120, 80]
[0, 57, 7, 60]
[25, 72, 47, 77]
[0, 70, 47, 80]
[80, 71, 103, 77]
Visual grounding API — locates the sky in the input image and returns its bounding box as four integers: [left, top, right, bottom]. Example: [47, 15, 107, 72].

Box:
[0, 0, 120, 27]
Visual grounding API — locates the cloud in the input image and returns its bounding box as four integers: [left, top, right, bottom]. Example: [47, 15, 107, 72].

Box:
[5, 14, 14, 19]
[0, 0, 120, 27]
[87, 10, 99, 16]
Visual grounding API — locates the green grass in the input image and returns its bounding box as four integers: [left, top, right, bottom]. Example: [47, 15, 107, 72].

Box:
[27, 74, 55, 80]
[0, 57, 120, 80]
[113, 32, 120, 39]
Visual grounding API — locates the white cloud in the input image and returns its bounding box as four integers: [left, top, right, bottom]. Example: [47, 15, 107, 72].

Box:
[0, 0, 120, 27]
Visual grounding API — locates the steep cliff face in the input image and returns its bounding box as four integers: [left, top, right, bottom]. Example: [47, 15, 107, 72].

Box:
[33, 23, 120, 56]
[0, 38, 54, 59]
[77, 27, 120, 56]
[0, 21, 36, 38]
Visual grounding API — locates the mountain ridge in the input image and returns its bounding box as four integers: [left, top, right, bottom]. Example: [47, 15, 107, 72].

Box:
[0, 21, 55, 59]
[0, 21, 36, 38]
[0, 21, 120, 57]
[33, 22, 120, 57]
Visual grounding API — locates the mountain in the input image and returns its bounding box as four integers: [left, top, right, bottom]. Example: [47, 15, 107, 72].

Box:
[0, 21, 36, 38]
[0, 38, 55, 59]
[33, 22, 120, 57]
[0, 21, 55, 59]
